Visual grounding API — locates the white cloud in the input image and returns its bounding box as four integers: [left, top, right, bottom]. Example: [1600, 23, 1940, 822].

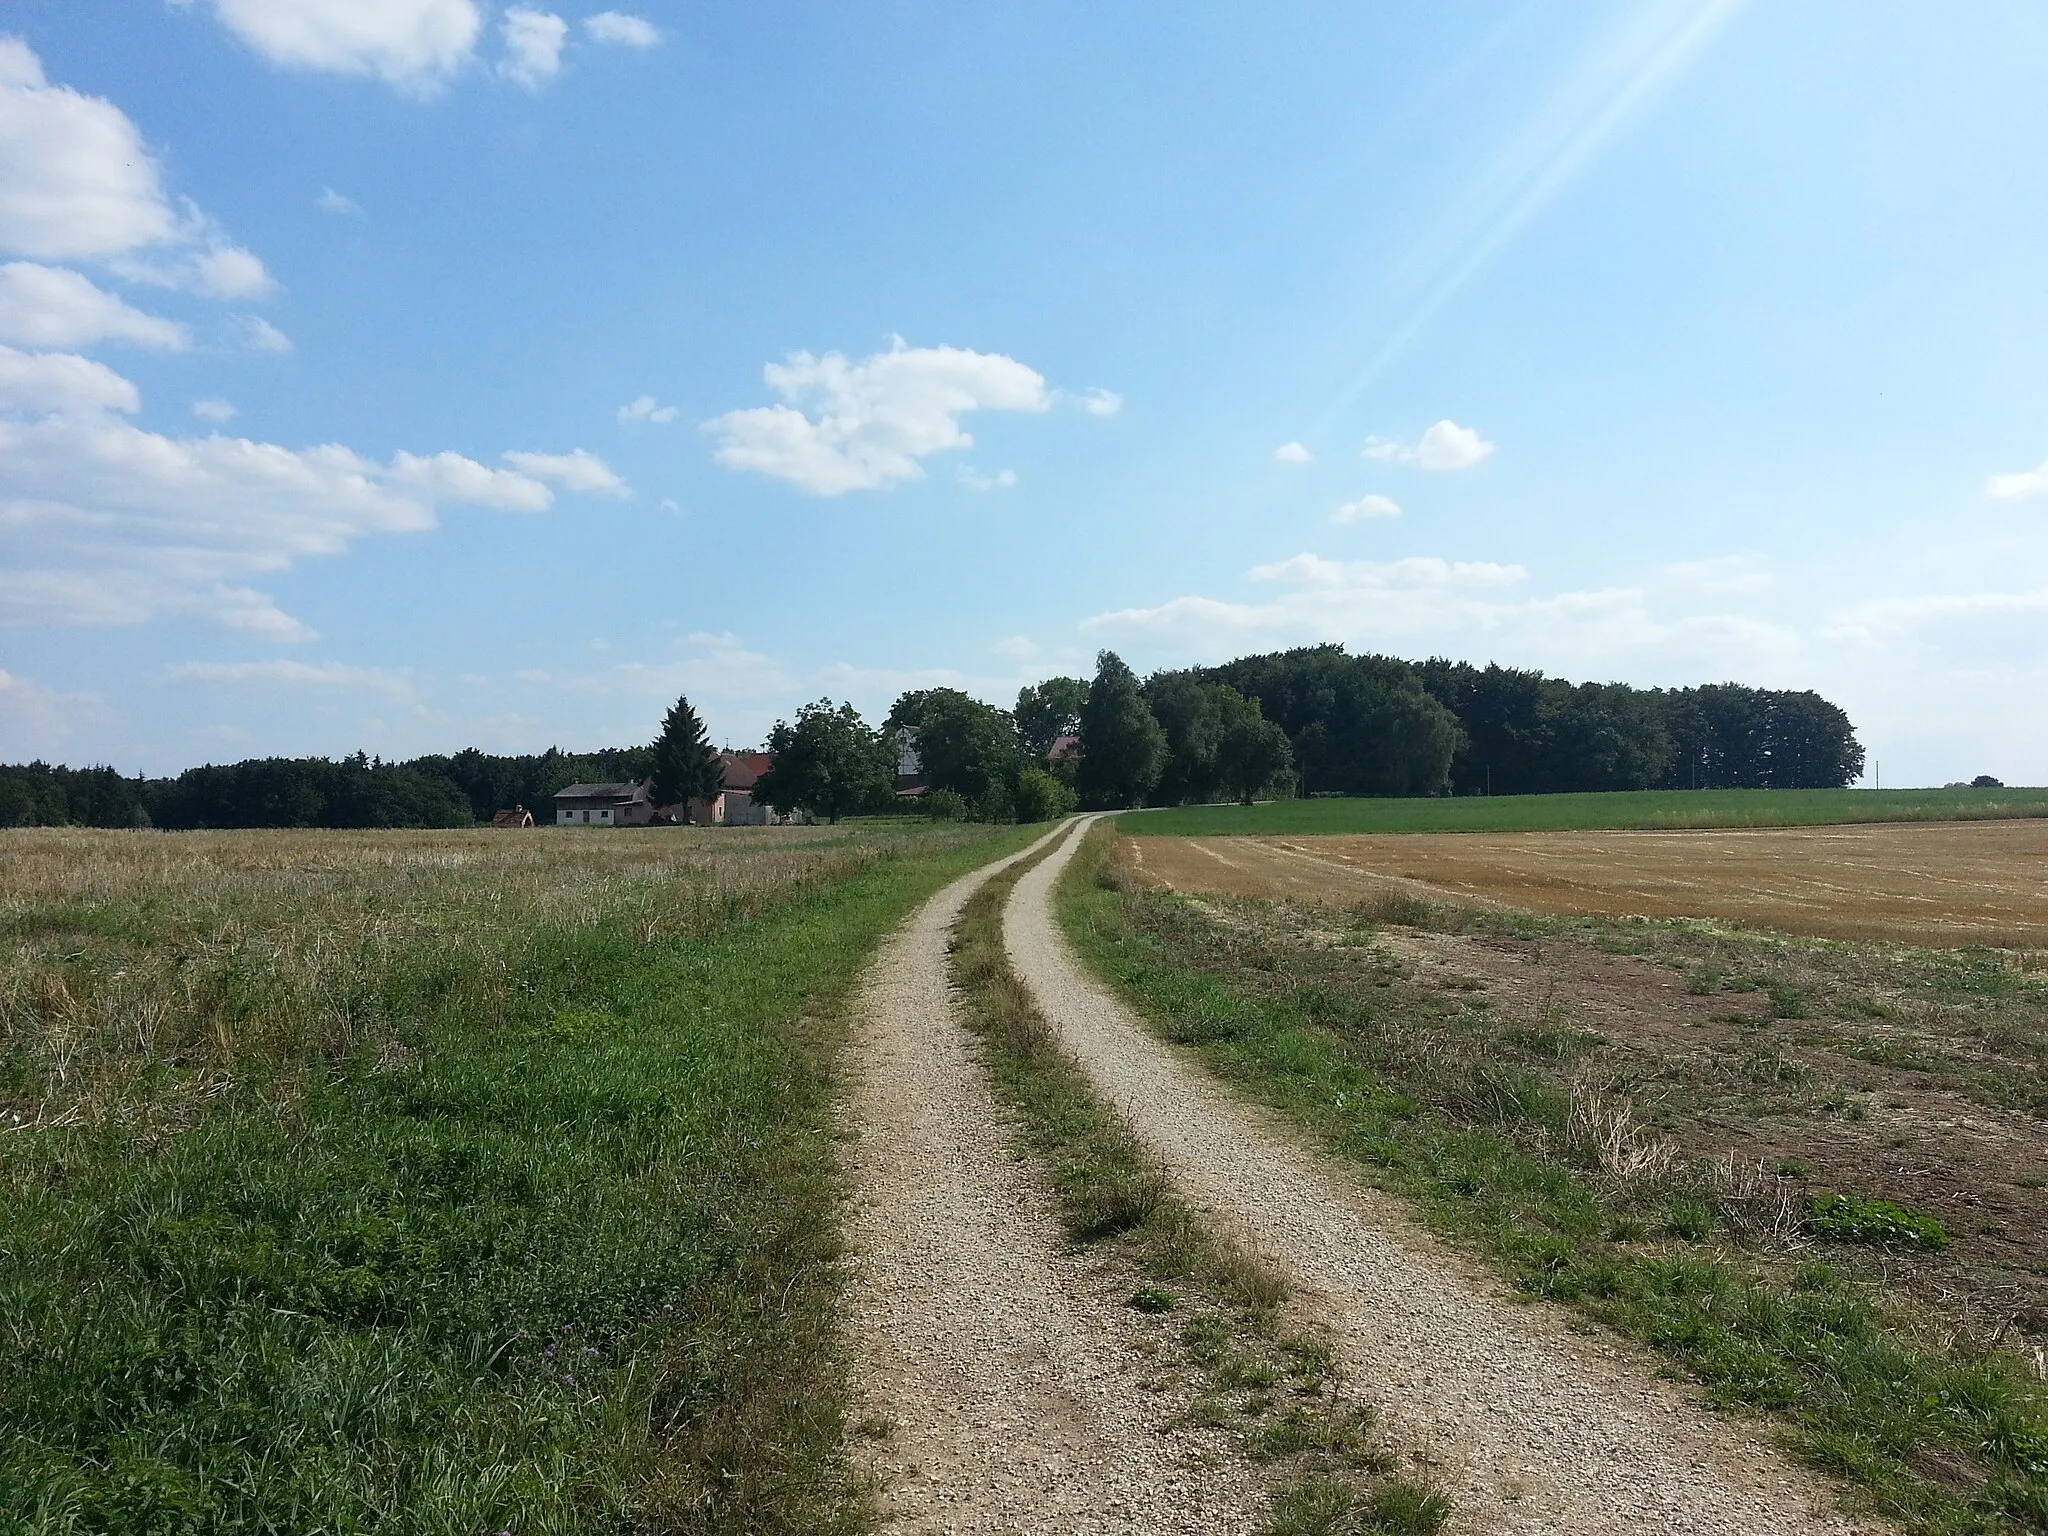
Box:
[957, 465, 1018, 492]
[167, 659, 409, 692]
[1987, 458, 2048, 501]
[1273, 441, 1313, 465]
[191, 246, 276, 300]
[1364, 419, 1496, 471]
[617, 393, 679, 425]
[390, 450, 553, 511]
[0, 666, 108, 760]
[0, 38, 180, 260]
[585, 12, 662, 47]
[706, 338, 1050, 496]
[0, 356, 630, 637]
[317, 187, 364, 216]
[1332, 493, 1401, 523]
[0, 39, 278, 342]
[0, 262, 186, 349]
[503, 447, 629, 496]
[1080, 548, 1804, 689]
[0, 342, 140, 414]
[235, 315, 293, 353]
[992, 635, 1040, 660]
[205, 0, 484, 89]
[501, 9, 568, 88]
[191, 397, 238, 424]
[1075, 387, 1123, 417]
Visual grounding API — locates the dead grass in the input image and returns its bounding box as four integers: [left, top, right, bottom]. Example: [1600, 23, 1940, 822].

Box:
[1131, 819, 2048, 947]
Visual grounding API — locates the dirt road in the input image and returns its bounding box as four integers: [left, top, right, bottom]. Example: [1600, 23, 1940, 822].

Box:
[1005, 817, 1877, 1536]
[841, 829, 1262, 1535]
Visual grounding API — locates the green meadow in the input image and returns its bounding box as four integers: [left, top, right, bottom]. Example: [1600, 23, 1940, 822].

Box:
[0, 823, 1031, 1536]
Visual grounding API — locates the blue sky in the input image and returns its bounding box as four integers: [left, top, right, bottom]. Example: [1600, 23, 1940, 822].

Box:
[3, 1, 2046, 785]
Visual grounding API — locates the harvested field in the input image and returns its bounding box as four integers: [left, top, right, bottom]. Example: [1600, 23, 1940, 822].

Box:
[1128, 819, 2048, 947]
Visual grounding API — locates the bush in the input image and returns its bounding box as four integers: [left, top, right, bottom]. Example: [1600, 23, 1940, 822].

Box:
[1013, 767, 1077, 823]
[1805, 1193, 1949, 1250]
[924, 789, 968, 822]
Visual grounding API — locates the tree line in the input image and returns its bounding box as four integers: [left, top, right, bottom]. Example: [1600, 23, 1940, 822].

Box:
[0, 645, 1863, 828]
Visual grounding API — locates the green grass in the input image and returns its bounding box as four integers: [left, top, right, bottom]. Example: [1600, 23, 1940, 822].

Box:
[0, 823, 1034, 1535]
[947, 838, 1444, 1535]
[1124, 786, 2048, 837]
[1055, 826, 2048, 1536]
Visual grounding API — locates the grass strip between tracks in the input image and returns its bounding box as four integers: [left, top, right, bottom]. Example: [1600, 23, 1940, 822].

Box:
[949, 825, 1448, 1536]
[2, 823, 1037, 1536]
[1056, 823, 2048, 1536]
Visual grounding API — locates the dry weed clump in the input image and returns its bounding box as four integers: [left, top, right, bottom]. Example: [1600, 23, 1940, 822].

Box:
[0, 827, 868, 1131]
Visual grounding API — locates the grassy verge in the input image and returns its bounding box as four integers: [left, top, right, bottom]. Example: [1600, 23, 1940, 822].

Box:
[1056, 825, 2048, 1536]
[1125, 786, 2048, 837]
[0, 823, 1034, 1535]
[947, 830, 1446, 1536]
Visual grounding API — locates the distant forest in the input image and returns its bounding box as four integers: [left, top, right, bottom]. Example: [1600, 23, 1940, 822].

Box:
[0, 645, 1862, 828]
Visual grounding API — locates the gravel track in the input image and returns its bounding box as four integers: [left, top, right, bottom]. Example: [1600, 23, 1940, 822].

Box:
[842, 830, 1264, 1535]
[1005, 817, 1882, 1536]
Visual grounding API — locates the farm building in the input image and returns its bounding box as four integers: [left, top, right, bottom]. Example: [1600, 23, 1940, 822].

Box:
[689, 751, 805, 826]
[491, 804, 535, 828]
[552, 781, 657, 826]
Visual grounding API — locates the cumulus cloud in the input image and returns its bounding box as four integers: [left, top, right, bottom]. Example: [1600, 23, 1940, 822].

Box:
[501, 9, 568, 87]
[1987, 458, 2048, 501]
[0, 351, 630, 637]
[390, 450, 553, 511]
[0, 41, 279, 349]
[317, 187, 364, 216]
[234, 315, 293, 353]
[1072, 387, 1123, 417]
[0, 342, 140, 414]
[1273, 441, 1313, 465]
[1364, 418, 1495, 471]
[203, 0, 484, 89]
[706, 338, 1050, 496]
[617, 394, 678, 425]
[504, 447, 629, 496]
[191, 397, 238, 424]
[585, 12, 662, 47]
[1332, 493, 1401, 523]
[0, 38, 181, 260]
[957, 466, 1018, 493]
[0, 262, 186, 349]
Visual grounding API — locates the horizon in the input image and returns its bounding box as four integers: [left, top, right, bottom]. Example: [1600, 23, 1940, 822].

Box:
[4, 3, 2047, 790]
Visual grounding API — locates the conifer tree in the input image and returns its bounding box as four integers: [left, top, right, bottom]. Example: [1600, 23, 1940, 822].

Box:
[650, 694, 723, 809]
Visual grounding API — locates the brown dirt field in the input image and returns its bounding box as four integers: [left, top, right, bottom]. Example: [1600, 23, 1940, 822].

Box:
[1128, 819, 2048, 947]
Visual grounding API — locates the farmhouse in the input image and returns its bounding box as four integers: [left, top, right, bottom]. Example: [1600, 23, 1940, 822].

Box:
[689, 750, 807, 826]
[552, 781, 657, 826]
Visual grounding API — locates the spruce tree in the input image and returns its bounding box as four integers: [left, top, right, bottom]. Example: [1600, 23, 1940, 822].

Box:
[650, 694, 723, 809]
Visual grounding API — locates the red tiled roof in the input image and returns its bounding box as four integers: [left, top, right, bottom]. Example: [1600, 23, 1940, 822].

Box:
[721, 751, 775, 791]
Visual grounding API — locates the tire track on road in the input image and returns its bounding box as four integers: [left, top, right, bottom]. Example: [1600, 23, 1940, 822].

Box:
[842, 827, 1262, 1535]
[1005, 816, 1878, 1536]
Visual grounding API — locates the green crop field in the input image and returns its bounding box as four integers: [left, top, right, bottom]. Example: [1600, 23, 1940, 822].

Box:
[0, 821, 1031, 1536]
[1123, 786, 2048, 838]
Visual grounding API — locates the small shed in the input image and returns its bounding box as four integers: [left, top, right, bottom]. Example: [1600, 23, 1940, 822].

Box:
[553, 781, 656, 826]
[491, 804, 535, 828]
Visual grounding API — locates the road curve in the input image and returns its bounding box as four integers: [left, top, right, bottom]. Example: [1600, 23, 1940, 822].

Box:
[841, 826, 1262, 1535]
[1004, 816, 1878, 1536]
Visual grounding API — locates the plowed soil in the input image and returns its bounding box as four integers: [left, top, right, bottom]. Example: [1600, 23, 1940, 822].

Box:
[1128, 819, 2048, 946]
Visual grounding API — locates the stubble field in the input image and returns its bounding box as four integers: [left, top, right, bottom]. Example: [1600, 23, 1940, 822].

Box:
[1126, 818, 2048, 948]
